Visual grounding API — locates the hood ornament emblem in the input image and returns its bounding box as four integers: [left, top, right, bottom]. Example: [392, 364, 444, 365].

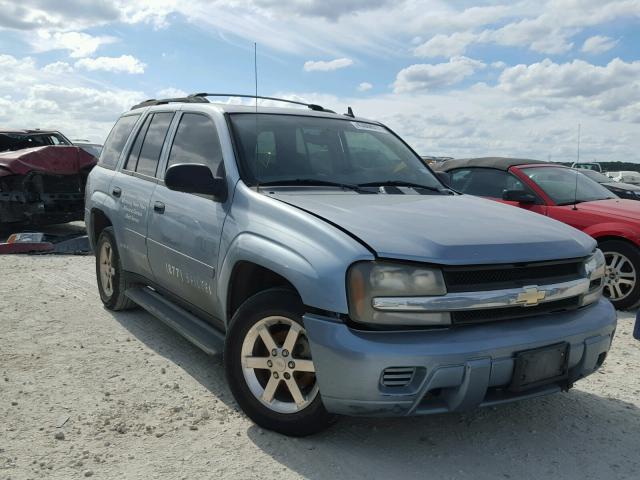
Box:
[516, 286, 546, 306]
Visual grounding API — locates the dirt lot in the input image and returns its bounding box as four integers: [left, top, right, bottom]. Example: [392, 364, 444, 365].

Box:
[1, 254, 639, 480]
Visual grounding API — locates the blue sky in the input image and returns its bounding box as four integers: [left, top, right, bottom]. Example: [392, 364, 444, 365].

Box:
[1, 1, 639, 161]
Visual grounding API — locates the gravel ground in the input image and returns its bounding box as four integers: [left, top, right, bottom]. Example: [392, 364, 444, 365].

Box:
[1, 254, 639, 480]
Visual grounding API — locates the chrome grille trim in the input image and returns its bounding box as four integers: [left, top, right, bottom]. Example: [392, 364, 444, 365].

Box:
[372, 278, 590, 312]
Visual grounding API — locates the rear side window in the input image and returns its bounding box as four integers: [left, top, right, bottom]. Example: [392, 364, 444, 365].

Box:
[124, 113, 173, 177]
[99, 115, 140, 169]
[135, 113, 174, 177]
[167, 113, 223, 175]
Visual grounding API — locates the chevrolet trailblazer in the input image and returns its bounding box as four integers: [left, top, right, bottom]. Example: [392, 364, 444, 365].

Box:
[85, 93, 616, 436]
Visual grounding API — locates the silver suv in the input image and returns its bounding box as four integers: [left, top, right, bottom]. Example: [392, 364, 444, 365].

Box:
[85, 94, 616, 436]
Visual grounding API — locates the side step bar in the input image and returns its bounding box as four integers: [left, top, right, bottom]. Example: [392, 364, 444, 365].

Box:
[125, 287, 225, 355]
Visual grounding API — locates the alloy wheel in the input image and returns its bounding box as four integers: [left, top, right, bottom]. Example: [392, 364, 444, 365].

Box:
[603, 251, 636, 301]
[241, 316, 318, 414]
[99, 241, 116, 297]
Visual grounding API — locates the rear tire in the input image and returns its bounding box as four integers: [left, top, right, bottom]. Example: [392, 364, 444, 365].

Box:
[599, 239, 640, 310]
[95, 227, 136, 311]
[224, 288, 336, 436]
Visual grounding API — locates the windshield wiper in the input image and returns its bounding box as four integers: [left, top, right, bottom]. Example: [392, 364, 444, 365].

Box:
[357, 180, 445, 193]
[257, 179, 372, 193]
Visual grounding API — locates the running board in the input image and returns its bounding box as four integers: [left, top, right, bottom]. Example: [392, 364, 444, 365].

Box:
[125, 287, 224, 355]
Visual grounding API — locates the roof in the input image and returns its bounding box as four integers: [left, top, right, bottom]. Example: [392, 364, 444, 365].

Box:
[0, 129, 63, 135]
[438, 157, 556, 172]
[129, 93, 378, 124]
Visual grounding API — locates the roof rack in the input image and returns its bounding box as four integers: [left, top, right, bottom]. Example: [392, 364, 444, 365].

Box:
[130, 93, 335, 113]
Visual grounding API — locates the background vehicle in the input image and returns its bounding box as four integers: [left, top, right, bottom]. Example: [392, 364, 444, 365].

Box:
[72, 140, 103, 159]
[0, 129, 72, 152]
[0, 128, 96, 226]
[86, 96, 614, 436]
[439, 157, 640, 309]
[579, 169, 640, 201]
[572, 162, 602, 172]
[606, 171, 640, 185]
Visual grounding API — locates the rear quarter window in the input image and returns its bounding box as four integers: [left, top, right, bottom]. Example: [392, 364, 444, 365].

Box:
[99, 115, 141, 169]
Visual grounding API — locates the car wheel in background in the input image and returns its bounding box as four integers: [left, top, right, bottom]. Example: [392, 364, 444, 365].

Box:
[224, 288, 335, 436]
[599, 239, 640, 310]
[95, 227, 136, 311]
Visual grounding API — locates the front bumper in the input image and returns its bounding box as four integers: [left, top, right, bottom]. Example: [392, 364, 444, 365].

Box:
[304, 298, 616, 416]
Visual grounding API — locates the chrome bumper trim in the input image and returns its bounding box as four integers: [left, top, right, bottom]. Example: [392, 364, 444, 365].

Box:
[372, 278, 591, 312]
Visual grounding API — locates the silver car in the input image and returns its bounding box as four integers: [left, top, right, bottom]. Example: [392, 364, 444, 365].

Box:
[85, 94, 616, 436]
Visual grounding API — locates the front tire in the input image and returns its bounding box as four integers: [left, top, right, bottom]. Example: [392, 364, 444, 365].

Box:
[224, 288, 335, 436]
[600, 239, 640, 310]
[95, 227, 136, 311]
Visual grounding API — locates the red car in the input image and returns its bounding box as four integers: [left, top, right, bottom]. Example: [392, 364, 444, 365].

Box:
[438, 157, 640, 309]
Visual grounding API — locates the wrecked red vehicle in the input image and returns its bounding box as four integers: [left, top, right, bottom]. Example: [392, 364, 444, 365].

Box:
[0, 140, 97, 226]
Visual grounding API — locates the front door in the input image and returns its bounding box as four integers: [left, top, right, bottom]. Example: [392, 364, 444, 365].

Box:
[146, 112, 229, 323]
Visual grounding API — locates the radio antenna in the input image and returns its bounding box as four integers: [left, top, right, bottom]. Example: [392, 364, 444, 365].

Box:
[572, 122, 581, 210]
[254, 42, 258, 112]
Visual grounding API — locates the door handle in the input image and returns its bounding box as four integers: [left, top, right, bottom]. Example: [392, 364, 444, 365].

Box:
[153, 201, 165, 214]
[112, 186, 122, 197]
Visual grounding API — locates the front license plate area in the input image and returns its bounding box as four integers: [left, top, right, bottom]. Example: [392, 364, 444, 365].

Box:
[509, 342, 569, 392]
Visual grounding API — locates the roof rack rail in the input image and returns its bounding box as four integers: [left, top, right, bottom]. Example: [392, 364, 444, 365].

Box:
[189, 93, 335, 113]
[130, 96, 210, 110]
[130, 93, 335, 113]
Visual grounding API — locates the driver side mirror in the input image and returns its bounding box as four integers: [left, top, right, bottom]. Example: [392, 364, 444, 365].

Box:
[165, 163, 227, 201]
[435, 171, 451, 187]
[502, 189, 536, 204]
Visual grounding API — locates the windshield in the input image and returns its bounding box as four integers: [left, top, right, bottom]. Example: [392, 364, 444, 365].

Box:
[579, 169, 611, 183]
[229, 114, 442, 190]
[0, 132, 71, 152]
[521, 166, 617, 205]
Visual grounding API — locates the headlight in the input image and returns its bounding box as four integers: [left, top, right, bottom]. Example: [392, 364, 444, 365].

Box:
[347, 261, 448, 326]
[581, 249, 605, 306]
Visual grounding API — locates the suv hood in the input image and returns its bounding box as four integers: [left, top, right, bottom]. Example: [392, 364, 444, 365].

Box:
[575, 198, 640, 221]
[274, 192, 595, 265]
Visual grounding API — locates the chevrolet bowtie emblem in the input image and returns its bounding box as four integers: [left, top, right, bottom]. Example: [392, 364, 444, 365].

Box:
[516, 286, 546, 306]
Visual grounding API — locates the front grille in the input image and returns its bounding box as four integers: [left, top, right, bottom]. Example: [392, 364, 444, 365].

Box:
[443, 259, 584, 292]
[381, 367, 416, 387]
[451, 297, 581, 325]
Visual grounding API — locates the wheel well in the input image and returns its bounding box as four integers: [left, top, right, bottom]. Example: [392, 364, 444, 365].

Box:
[91, 209, 112, 244]
[227, 262, 299, 320]
[596, 236, 637, 248]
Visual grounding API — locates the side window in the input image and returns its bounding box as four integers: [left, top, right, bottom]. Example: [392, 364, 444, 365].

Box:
[167, 113, 223, 175]
[124, 115, 152, 172]
[135, 113, 174, 177]
[450, 168, 532, 198]
[99, 115, 140, 169]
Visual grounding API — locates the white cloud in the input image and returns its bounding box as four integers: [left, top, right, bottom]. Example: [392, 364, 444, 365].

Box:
[156, 87, 188, 98]
[498, 58, 640, 99]
[0, 54, 144, 142]
[502, 106, 550, 120]
[491, 61, 507, 69]
[582, 35, 619, 54]
[34, 31, 116, 58]
[357, 82, 373, 92]
[303, 57, 353, 72]
[42, 61, 73, 74]
[75, 55, 146, 74]
[393, 56, 486, 93]
[413, 32, 478, 58]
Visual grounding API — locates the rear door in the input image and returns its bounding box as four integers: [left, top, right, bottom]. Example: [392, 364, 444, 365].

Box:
[110, 111, 174, 278]
[146, 112, 228, 323]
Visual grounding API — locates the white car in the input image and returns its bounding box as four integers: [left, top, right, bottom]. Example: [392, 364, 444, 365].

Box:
[606, 171, 640, 185]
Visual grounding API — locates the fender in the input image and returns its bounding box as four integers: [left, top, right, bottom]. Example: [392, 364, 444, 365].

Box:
[584, 223, 640, 246]
[217, 232, 348, 326]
